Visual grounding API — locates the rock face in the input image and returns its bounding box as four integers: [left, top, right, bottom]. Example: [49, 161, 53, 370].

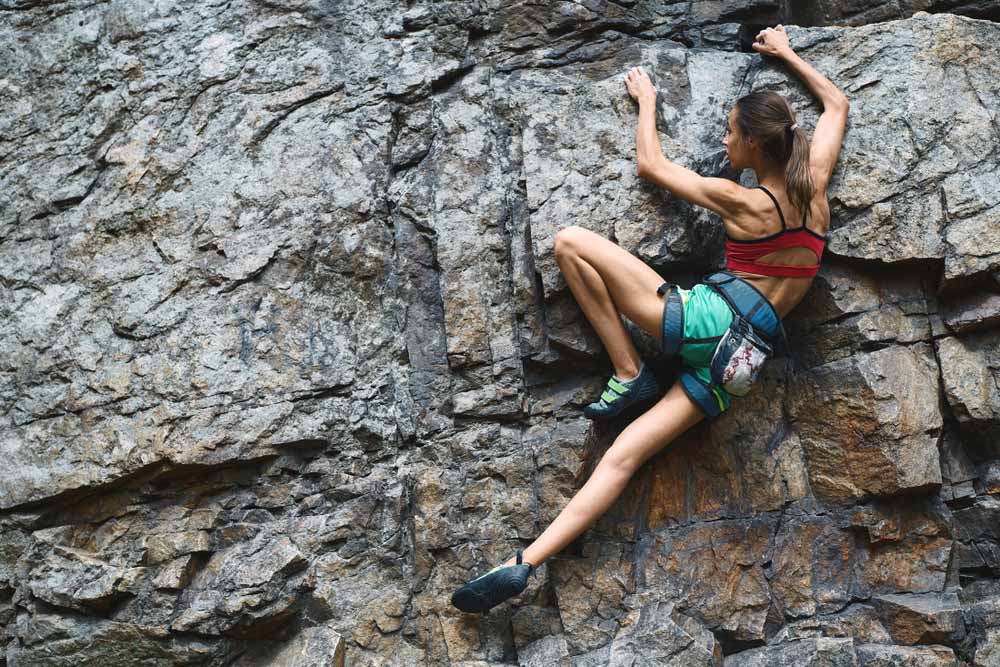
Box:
[1, 2, 999, 666]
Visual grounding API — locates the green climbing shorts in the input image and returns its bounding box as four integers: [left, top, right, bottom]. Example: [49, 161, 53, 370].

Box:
[666, 284, 736, 417]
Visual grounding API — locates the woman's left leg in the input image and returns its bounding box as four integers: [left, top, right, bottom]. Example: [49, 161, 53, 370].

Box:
[500, 379, 704, 568]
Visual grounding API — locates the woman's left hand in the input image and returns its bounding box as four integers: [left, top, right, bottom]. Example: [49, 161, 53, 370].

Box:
[625, 66, 657, 104]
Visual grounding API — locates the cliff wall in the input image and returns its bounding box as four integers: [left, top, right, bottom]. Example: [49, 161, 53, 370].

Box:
[1, 2, 999, 665]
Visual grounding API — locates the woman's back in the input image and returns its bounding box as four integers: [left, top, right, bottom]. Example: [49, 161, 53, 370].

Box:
[725, 183, 831, 317]
[725, 98, 849, 318]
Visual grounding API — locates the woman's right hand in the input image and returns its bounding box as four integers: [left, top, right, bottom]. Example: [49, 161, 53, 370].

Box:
[752, 24, 792, 58]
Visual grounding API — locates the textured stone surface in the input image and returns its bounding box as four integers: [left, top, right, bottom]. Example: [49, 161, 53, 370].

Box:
[516, 634, 571, 667]
[233, 627, 347, 667]
[788, 344, 943, 503]
[872, 592, 965, 645]
[809, 14, 1000, 291]
[607, 599, 722, 666]
[941, 291, 1000, 334]
[0, 3, 999, 667]
[767, 604, 893, 645]
[936, 331, 1000, 461]
[854, 643, 957, 667]
[785, 264, 935, 369]
[722, 637, 858, 667]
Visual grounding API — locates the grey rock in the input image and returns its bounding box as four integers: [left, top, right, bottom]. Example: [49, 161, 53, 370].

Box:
[941, 291, 1000, 334]
[517, 634, 571, 667]
[784, 3, 1000, 25]
[768, 604, 893, 645]
[27, 547, 131, 614]
[849, 500, 953, 595]
[232, 626, 346, 667]
[952, 496, 1000, 577]
[641, 517, 775, 647]
[939, 429, 979, 489]
[511, 605, 565, 651]
[769, 514, 857, 618]
[707, 361, 811, 515]
[145, 531, 213, 566]
[723, 637, 858, 667]
[170, 533, 309, 637]
[954, 593, 1000, 667]
[607, 599, 722, 666]
[786, 264, 934, 369]
[788, 344, 943, 502]
[1, 4, 999, 667]
[976, 461, 1000, 496]
[872, 592, 965, 645]
[855, 643, 957, 667]
[812, 13, 1000, 289]
[7, 610, 234, 666]
[548, 541, 635, 653]
[936, 332, 1000, 461]
[570, 644, 612, 667]
[152, 555, 198, 590]
[972, 628, 1000, 667]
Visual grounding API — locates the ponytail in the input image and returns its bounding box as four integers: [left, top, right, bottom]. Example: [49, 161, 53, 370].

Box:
[785, 124, 814, 214]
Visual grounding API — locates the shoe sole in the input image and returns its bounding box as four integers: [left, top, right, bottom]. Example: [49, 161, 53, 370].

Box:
[451, 565, 531, 613]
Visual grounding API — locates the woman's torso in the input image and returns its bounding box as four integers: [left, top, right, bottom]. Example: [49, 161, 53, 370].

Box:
[721, 185, 831, 319]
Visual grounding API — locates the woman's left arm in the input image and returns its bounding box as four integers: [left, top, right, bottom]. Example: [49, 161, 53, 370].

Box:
[626, 67, 744, 218]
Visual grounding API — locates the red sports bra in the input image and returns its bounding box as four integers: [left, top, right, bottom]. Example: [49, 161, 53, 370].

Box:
[725, 185, 826, 278]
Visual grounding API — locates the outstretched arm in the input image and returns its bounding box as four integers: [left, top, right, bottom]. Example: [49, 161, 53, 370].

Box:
[625, 66, 744, 218]
[754, 26, 850, 192]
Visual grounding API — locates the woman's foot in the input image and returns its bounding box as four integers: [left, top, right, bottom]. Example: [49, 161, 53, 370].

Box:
[450, 549, 535, 613]
[583, 361, 661, 420]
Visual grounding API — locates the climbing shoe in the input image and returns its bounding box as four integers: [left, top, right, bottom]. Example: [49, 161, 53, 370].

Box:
[450, 549, 535, 614]
[583, 362, 661, 420]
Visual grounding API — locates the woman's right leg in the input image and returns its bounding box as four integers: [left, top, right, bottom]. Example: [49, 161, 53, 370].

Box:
[553, 226, 667, 380]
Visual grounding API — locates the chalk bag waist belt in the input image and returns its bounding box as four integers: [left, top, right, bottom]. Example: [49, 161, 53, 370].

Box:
[657, 272, 788, 358]
[701, 271, 787, 350]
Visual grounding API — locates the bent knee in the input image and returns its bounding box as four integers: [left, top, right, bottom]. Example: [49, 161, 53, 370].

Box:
[554, 225, 588, 260]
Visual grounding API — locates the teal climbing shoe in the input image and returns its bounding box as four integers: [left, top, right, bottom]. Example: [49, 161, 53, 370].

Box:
[583, 362, 661, 420]
[450, 549, 535, 613]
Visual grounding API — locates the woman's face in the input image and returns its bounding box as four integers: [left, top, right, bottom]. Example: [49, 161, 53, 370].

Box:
[722, 107, 747, 168]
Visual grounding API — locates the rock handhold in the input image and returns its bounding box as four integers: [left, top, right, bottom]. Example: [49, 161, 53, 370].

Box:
[872, 592, 965, 646]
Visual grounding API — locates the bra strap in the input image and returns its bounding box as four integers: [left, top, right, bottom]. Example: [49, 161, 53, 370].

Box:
[756, 185, 787, 230]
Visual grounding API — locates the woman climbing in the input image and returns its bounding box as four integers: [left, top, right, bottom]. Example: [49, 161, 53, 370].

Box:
[451, 24, 849, 613]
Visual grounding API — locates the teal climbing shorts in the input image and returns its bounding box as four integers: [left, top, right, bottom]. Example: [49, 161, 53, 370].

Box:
[661, 283, 736, 418]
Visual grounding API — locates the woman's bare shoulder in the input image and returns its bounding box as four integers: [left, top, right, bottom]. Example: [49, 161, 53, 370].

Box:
[723, 185, 771, 239]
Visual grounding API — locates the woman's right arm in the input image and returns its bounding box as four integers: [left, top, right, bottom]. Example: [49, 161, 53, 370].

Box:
[755, 26, 850, 193]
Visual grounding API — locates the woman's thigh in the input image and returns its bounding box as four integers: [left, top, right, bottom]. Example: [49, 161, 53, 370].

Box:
[600, 379, 705, 474]
[557, 226, 666, 341]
